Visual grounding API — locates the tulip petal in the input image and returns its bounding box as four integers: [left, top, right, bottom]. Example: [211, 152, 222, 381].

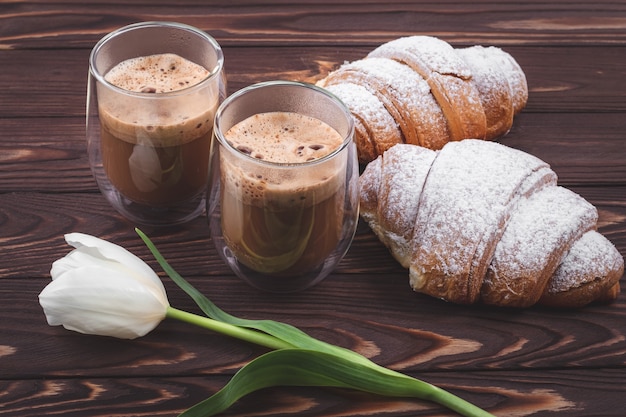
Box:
[51, 247, 120, 279]
[39, 265, 168, 339]
[51, 247, 167, 309]
[63, 233, 165, 291]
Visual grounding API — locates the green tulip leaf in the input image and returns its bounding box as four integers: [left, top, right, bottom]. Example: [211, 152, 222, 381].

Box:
[178, 349, 493, 417]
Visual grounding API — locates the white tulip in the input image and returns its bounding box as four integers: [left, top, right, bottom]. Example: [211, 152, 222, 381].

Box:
[39, 232, 170, 339]
[37, 230, 492, 417]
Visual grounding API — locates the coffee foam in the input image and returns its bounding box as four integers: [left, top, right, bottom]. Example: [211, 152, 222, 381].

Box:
[221, 112, 347, 208]
[98, 53, 217, 146]
[104, 53, 209, 93]
[224, 112, 344, 163]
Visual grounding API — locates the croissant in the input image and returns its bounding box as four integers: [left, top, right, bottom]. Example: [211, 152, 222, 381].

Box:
[359, 140, 623, 308]
[317, 35, 528, 163]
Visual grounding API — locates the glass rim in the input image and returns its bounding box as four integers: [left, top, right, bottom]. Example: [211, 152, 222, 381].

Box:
[89, 21, 224, 98]
[214, 80, 356, 168]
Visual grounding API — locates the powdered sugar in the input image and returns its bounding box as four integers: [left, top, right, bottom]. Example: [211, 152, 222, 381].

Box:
[456, 46, 514, 139]
[321, 57, 449, 148]
[325, 83, 396, 140]
[370, 36, 486, 142]
[379, 145, 437, 266]
[547, 231, 623, 293]
[370, 36, 471, 78]
[409, 140, 553, 303]
[474, 46, 528, 113]
[317, 35, 528, 162]
[494, 187, 596, 275]
[359, 139, 622, 307]
[324, 82, 402, 161]
[483, 186, 598, 306]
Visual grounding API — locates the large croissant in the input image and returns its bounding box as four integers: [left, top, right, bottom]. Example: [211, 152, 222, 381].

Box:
[317, 36, 527, 163]
[359, 140, 623, 308]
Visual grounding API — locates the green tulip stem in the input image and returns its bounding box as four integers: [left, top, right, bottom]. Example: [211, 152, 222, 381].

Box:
[166, 306, 294, 351]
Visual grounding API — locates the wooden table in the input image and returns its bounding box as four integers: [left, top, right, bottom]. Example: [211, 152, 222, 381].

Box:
[1, 1, 625, 416]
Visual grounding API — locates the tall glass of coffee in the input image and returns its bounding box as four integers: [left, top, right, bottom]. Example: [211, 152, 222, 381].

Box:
[87, 22, 226, 225]
[208, 81, 359, 292]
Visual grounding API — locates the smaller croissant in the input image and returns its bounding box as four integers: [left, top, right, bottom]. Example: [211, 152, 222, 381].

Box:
[359, 140, 623, 308]
[317, 36, 527, 163]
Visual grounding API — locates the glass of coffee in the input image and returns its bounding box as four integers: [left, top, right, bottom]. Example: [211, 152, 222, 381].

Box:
[87, 22, 226, 225]
[208, 81, 359, 292]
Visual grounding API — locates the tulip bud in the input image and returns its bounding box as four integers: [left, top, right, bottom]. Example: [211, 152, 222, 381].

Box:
[39, 233, 169, 339]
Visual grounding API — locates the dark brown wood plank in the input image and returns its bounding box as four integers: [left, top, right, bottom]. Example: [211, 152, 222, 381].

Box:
[1, 112, 625, 195]
[3, 273, 626, 377]
[2, 2, 626, 50]
[2, 2, 626, 416]
[0, 192, 224, 279]
[1, 368, 625, 417]
[0, 119, 93, 192]
[2, 45, 626, 118]
[500, 113, 626, 186]
[0, 190, 624, 280]
[0, 191, 406, 279]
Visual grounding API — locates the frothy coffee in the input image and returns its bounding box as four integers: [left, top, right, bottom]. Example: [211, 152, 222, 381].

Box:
[104, 53, 210, 93]
[225, 112, 342, 163]
[220, 111, 347, 276]
[98, 53, 217, 205]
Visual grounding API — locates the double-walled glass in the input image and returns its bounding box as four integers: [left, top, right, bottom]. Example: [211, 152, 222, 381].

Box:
[87, 22, 226, 226]
[208, 81, 359, 292]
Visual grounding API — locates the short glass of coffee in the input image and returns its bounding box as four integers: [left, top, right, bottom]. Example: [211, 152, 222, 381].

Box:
[208, 81, 359, 292]
[87, 22, 226, 226]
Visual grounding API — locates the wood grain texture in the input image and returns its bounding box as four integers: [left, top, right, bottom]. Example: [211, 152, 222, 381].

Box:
[2, 46, 626, 118]
[1, 112, 625, 194]
[2, 369, 626, 417]
[0, 191, 624, 279]
[1, 1, 625, 416]
[3, 268, 626, 376]
[2, 1, 626, 50]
